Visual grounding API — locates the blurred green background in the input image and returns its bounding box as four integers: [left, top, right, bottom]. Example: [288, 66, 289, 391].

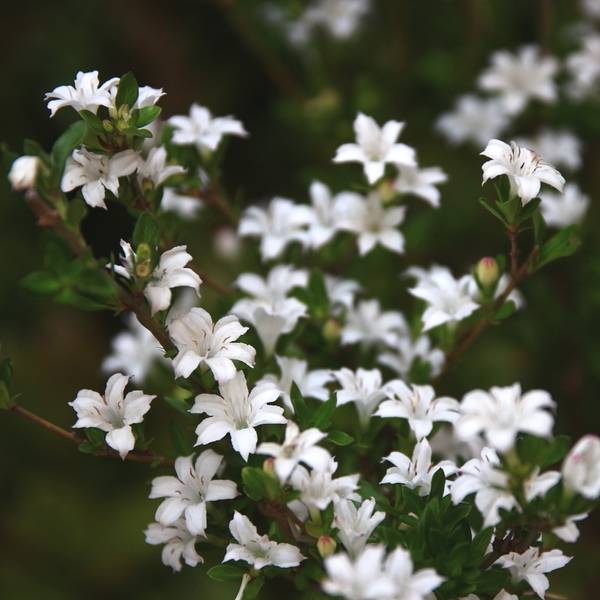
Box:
[1, 0, 600, 598]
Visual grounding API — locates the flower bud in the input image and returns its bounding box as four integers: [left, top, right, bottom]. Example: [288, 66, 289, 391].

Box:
[476, 257, 500, 289]
[102, 119, 115, 133]
[317, 535, 337, 558]
[322, 318, 341, 343]
[136, 243, 152, 262]
[135, 260, 152, 278]
[8, 156, 40, 190]
[562, 435, 600, 499]
[377, 178, 399, 203]
[263, 457, 277, 479]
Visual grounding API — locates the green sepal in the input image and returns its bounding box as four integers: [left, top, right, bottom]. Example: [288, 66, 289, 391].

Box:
[51, 121, 87, 174]
[168, 420, 194, 456]
[132, 211, 162, 249]
[115, 72, 139, 110]
[207, 565, 246, 582]
[327, 431, 354, 445]
[533, 224, 580, 271]
[164, 395, 194, 417]
[79, 109, 106, 134]
[136, 106, 162, 128]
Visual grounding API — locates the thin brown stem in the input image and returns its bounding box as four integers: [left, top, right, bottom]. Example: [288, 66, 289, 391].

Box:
[508, 227, 520, 279]
[7, 403, 174, 468]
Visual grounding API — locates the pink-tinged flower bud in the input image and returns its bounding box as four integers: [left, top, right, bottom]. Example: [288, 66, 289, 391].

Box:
[8, 156, 40, 190]
[562, 435, 600, 499]
[317, 535, 337, 558]
[322, 318, 341, 342]
[377, 178, 399, 203]
[476, 257, 500, 289]
[263, 457, 276, 479]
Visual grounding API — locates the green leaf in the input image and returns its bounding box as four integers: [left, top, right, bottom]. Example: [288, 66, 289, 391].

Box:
[21, 272, 62, 295]
[402, 485, 425, 516]
[428, 469, 446, 500]
[242, 467, 268, 501]
[532, 209, 547, 246]
[308, 269, 329, 309]
[494, 300, 515, 321]
[52, 121, 87, 173]
[540, 435, 571, 468]
[85, 427, 105, 445]
[120, 127, 153, 138]
[479, 197, 506, 224]
[0, 381, 12, 409]
[65, 198, 87, 230]
[164, 395, 194, 417]
[132, 211, 162, 248]
[290, 382, 310, 428]
[244, 577, 264, 599]
[136, 106, 162, 127]
[79, 109, 106, 134]
[207, 565, 246, 582]
[327, 431, 354, 445]
[312, 395, 336, 429]
[517, 197, 541, 225]
[0, 358, 14, 389]
[115, 72, 139, 109]
[23, 139, 50, 167]
[169, 421, 194, 456]
[534, 224, 581, 270]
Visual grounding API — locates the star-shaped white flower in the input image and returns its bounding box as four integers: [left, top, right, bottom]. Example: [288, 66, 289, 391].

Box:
[45, 70, 120, 116]
[341, 299, 408, 348]
[238, 197, 314, 261]
[496, 547, 571, 599]
[333, 497, 385, 559]
[61, 148, 140, 209]
[257, 420, 332, 482]
[514, 129, 582, 172]
[191, 370, 286, 461]
[325, 275, 362, 312]
[435, 95, 511, 147]
[168, 103, 248, 152]
[455, 383, 555, 454]
[333, 112, 417, 184]
[161, 188, 204, 218]
[377, 333, 445, 380]
[381, 438, 456, 497]
[393, 163, 448, 208]
[149, 450, 239, 536]
[137, 146, 186, 188]
[144, 246, 201, 315]
[224, 511, 305, 569]
[561, 435, 600, 499]
[144, 517, 204, 572]
[332, 367, 387, 427]
[307, 181, 354, 249]
[69, 373, 155, 458]
[478, 46, 558, 115]
[481, 139, 565, 206]
[539, 182, 589, 229]
[384, 546, 445, 600]
[566, 33, 600, 100]
[167, 307, 256, 382]
[376, 381, 459, 440]
[301, 0, 371, 40]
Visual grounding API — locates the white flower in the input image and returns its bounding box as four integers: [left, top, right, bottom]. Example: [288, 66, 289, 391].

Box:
[167, 307, 256, 382]
[393, 164, 448, 208]
[435, 95, 511, 147]
[144, 517, 203, 572]
[336, 190, 406, 255]
[137, 146, 186, 187]
[478, 46, 558, 115]
[191, 370, 286, 461]
[461, 593, 517, 600]
[561, 434, 600, 499]
[566, 33, 600, 100]
[455, 383, 555, 454]
[333, 497, 385, 558]
[133, 85, 165, 109]
[451, 447, 518, 527]
[8, 156, 40, 190]
[553, 512, 589, 543]
[481, 139, 565, 206]
[168, 103, 248, 152]
[61, 148, 140, 209]
[257, 355, 334, 411]
[381, 438, 456, 497]
[376, 381, 459, 440]
[514, 129, 582, 172]
[523, 467, 561, 502]
[325, 275, 362, 312]
[45, 70, 119, 116]
[235, 265, 308, 303]
[102, 313, 168, 383]
[238, 197, 314, 261]
[496, 547, 572, 599]
[384, 546, 445, 600]
[407, 265, 480, 331]
[161, 188, 204, 218]
[109, 240, 137, 280]
[149, 450, 238, 536]
[539, 182, 589, 228]
[301, 0, 371, 40]
[322, 545, 396, 600]
[428, 425, 485, 465]
[582, 0, 600, 18]
[333, 112, 417, 184]
[144, 246, 201, 315]
[69, 373, 155, 458]
[332, 367, 388, 427]
[378, 333, 445, 380]
[256, 420, 332, 482]
[224, 511, 305, 569]
[307, 181, 353, 249]
[341, 299, 408, 348]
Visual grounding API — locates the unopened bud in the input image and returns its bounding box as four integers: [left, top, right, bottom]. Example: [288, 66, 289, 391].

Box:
[135, 260, 152, 278]
[263, 457, 277, 479]
[476, 257, 499, 289]
[322, 318, 341, 342]
[140, 177, 155, 195]
[117, 104, 130, 120]
[8, 156, 40, 191]
[136, 243, 152, 262]
[102, 119, 115, 133]
[377, 178, 399, 203]
[317, 535, 337, 557]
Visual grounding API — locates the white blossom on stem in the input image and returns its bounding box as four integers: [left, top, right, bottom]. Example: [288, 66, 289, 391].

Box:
[333, 497, 385, 558]
[481, 139, 565, 206]
[566, 33, 600, 100]
[149, 450, 238, 536]
[539, 183, 589, 229]
[332, 367, 387, 427]
[144, 517, 204, 572]
[341, 299, 407, 348]
[377, 333, 445, 380]
[301, 0, 371, 40]
[161, 187, 204, 218]
[191, 370, 286, 461]
[8, 156, 40, 190]
[384, 546, 445, 600]
[137, 146, 186, 188]
[561, 434, 600, 499]
[514, 129, 582, 172]
[61, 148, 140, 209]
[333, 112, 417, 184]
[393, 163, 448, 208]
[167, 307, 256, 382]
[69, 373, 155, 458]
[307, 181, 355, 249]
